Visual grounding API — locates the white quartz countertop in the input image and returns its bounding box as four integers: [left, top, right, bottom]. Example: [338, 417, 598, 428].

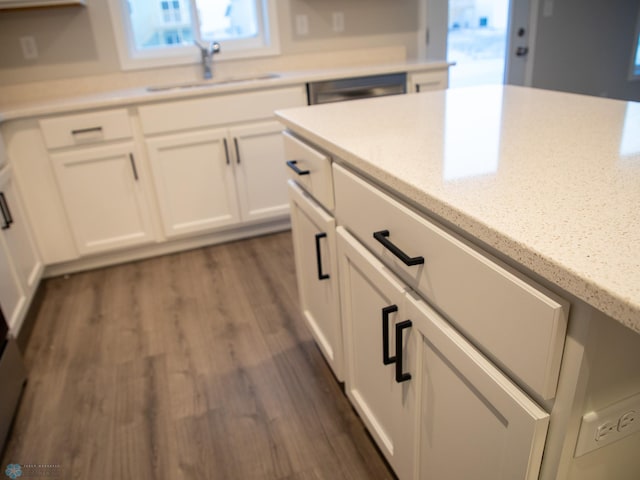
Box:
[0, 61, 449, 122]
[275, 85, 640, 334]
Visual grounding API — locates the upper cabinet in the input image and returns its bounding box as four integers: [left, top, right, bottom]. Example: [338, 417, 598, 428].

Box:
[0, 0, 85, 9]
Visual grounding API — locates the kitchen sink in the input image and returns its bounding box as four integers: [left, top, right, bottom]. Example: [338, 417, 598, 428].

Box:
[146, 73, 281, 92]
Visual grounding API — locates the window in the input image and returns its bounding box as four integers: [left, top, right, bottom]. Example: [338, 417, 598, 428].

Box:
[632, 8, 640, 79]
[108, 0, 279, 70]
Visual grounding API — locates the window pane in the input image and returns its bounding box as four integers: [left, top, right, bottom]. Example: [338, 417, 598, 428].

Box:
[195, 0, 259, 41]
[128, 0, 194, 50]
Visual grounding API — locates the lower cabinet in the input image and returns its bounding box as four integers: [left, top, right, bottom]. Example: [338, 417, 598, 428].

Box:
[146, 120, 289, 239]
[0, 165, 43, 333]
[337, 226, 416, 480]
[288, 181, 343, 380]
[145, 128, 241, 238]
[337, 226, 550, 480]
[51, 142, 155, 255]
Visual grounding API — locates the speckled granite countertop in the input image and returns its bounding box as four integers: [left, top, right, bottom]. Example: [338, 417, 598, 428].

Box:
[0, 61, 449, 122]
[275, 85, 640, 334]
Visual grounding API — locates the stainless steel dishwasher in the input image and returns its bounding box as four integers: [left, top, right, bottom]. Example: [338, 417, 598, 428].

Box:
[307, 72, 407, 105]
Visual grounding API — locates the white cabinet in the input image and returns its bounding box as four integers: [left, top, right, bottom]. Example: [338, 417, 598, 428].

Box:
[51, 142, 155, 255]
[145, 128, 241, 238]
[407, 70, 449, 93]
[288, 181, 342, 380]
[0, 165, 43, 334]
[407, 293, 549, 480]
[337, 224, 549, 480]
[337, 227, 416, 480]
[232, 121, 290, 223]
[146, 120, 290, 239]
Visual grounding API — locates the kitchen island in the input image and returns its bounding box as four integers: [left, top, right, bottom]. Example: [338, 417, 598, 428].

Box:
[277, 85, 640, 480]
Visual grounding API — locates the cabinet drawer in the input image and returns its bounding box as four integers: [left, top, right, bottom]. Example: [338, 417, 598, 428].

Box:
[408, 70, 448, 93]
[40, 109, 132, 149]
[333, 164, 568, 401]
[283, 131, 334, 211]
[138, 86, 307, 135]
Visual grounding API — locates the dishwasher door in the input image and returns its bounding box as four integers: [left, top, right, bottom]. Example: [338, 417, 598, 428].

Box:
[307, 73, 407, 105]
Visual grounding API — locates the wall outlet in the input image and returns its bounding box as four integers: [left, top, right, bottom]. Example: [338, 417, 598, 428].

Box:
[332, 12, 345, 33]
[575, 392, 640, 457]
[20, 36, 38, 60]
[295, 14, 309, 36]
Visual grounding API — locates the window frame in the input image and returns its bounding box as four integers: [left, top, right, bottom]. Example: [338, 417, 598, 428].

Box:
[107, 0, 280, 71]
[630, 6, 640, 81]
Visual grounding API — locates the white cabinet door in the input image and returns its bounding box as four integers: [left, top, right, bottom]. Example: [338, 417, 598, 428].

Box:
[0, 239, 24, 333]
[0, 165, 42, 297]
[289, 181, 342, 380]
[146, 128, 241, 238]
[0, 165, 42, 333]
[337, 227, 416, 480]
[232, 121, 290, 223]
[51, 143, 155, 255]
[406, 292, 549, 480]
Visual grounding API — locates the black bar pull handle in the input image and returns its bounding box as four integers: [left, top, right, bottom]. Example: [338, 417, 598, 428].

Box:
[233, 137, 241, 164]
[0, 192, 12, 230]
[395, 320, 412, 383]
[129, 153, 139, 181]
[314, 232, 330, 280]
[382, 305, 398, 365]
[71, 126, 103, 136]
[223, 138, 230, 165]
[286, 160, 310, 176]
[373, 230, 425, 266]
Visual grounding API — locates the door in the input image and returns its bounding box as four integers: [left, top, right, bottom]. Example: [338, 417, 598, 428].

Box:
[232, 121, 290, 223]
[52, 142, 155, 255]
[337, 227, 416, 480]
[0, 165, 42, 297]
[289, 181, 343, 380]
[146, 128, 241, 238]
[423, 0, 534, 86]
[405, 292, 549, 480]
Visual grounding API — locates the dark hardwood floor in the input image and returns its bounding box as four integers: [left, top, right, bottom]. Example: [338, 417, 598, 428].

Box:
[2, 231, 395, 479]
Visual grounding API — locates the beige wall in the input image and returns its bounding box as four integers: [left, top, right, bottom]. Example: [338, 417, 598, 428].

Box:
[0, 0, 422, 90]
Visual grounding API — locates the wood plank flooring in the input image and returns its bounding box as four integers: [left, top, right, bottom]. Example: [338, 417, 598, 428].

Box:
[1, 231, 395, 479]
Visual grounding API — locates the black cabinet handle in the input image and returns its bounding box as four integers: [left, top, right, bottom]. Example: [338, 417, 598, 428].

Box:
[71, 126, 103, 136]
[223, 138, 230, 165]
[233, 137, 241, 164]
[0, 192, 12, 230]
[314, 232, 330, 280]
[129, 153, 139, 181]
[382, 305, 398, 365]
[395, 320, 412, 383]
[373, 230, 424, 266]
[286, 160, 310, 176]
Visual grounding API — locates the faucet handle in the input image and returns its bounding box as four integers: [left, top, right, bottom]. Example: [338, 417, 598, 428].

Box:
[194, 40, 220, 55]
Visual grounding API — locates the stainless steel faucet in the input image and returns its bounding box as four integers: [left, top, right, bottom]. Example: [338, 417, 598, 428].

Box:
[195, 40, 221, 80]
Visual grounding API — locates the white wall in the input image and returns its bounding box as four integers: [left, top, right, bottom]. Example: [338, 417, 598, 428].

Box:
[0, 0, 422, 92]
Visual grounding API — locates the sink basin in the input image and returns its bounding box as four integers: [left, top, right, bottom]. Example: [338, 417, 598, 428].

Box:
[147, 73, 281, 92]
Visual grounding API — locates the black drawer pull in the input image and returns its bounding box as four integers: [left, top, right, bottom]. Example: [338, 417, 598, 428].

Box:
[223, 138, 230, 165]
[233, 137, 241, 164]
[314, 233, 330, 280]
[129, 153, 139, 181]
[286, 160, 310, 176]
[382, 305, 398, 365]
[71, 126, 103, 136]
[0, 192, 13, 230]
[395, 320, 412, 383]
[373, 230, 424, 266]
